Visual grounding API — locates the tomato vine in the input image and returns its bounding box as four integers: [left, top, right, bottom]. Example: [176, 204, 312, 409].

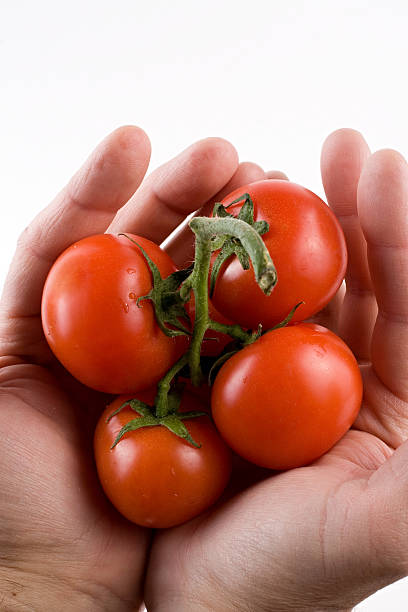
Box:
[109, 194, 277, 447]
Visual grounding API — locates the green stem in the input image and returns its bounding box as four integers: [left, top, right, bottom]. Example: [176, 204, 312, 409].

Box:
[185, 215, 276, 386]
[155, 212, 277, 412]
[208, 319, 256, 345]
[189, 237, 212, 386]
[189, 216, 277, 294]
[155, 353, 189, 418]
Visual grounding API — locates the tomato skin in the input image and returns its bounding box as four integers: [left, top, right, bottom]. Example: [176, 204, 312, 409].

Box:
[94, 390, 232, 528]
[211, 180, 347, 329]
[211, 324, 362, 470]
[41, 234, 188, 394]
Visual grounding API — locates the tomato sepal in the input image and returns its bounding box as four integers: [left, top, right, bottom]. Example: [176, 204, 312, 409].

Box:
[106, 398, 152, 423]
[111, 415, 159, 448]
[110, 410, 207, 449]
[119, 233, 192, 337]
[209, 193, 270, 296]
[107, 390, 207, 449]
[267, 301, 305, 331]
[159, 414, 203, 448]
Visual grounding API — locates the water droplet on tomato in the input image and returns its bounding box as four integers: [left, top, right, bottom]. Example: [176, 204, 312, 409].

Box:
[119, 298, 129, 313]
[129, 292, 137, 300]
[127, 268, 136, 274]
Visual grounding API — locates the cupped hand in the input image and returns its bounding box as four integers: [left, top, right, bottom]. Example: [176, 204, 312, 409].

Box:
[0, 127, 265, 610]
[144, 130, 408, 612]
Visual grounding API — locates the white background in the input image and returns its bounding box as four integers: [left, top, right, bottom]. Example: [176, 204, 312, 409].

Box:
[1, 1, 408, 609]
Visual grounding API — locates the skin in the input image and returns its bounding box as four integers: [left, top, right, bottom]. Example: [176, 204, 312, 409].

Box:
[0, 126, 408, 611]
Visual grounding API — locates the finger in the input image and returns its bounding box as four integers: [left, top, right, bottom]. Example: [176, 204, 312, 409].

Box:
[306, 282, 346, 333]
[1, 126, 151, 318]
[321, 128, 376, 360]
[358, 149, 408, 401]
[265, 170, 289, 180]
[164, 161, 266, 268]
[108, 138, 239, 246]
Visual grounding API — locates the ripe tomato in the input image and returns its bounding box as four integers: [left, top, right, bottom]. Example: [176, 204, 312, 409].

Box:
[211, 180, 347, 329]
[211, 324, 362, 470]
[94, 390, 232, 528]
[41, 233, 188, 394]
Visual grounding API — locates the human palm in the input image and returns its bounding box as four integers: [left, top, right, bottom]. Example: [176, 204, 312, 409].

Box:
[0, 359, 151, 608]
[1, 127, 407, 612]
[0, 127, 246, 609]
[144, 130, 408, 611]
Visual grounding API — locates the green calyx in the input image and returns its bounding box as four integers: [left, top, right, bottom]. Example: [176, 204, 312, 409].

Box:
[119, 234, 192, 337]
[209, 193, 271, 296]
[108, 395, 207, 449]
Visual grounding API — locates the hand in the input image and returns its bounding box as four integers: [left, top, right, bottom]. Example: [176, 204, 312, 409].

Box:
[144, 129, 408, 612]
[0, 126, 265, 610]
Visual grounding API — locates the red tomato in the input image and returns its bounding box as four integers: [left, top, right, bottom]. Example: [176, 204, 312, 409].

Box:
[94, 390, 232, 528]
[211, 324, 362, 470]
[41, 234, 188, 394]
[211, 180, 347, 329]
[178, 376, 212, 406]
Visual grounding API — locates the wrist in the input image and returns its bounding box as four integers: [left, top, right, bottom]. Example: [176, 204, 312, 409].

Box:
[0, 566, 137, 612]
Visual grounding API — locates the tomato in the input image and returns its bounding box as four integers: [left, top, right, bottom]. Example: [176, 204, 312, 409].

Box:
[211, 180, 347, 329]
[41, 233, 188, 394]
[94, 390, 232, 528]
[211, 324, 362, 470]
[178, 376, 212, 406]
